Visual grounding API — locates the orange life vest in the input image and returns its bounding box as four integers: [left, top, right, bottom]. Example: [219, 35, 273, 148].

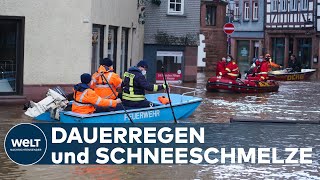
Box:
[91, 65, 122, 100]
[72, 84, 117, 114]
[158, 96, 170, 105]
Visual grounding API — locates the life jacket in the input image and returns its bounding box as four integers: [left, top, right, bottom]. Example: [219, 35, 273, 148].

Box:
[72, 83, 117, 114]
[158, 96, 170, 105]
[91, 65, 122, 100]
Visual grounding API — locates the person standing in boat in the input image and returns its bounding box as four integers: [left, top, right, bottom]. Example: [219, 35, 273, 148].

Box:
[121, 60, 167, 108]
[288, 54, 301, 72]
[257, 56, 269, 81]
[216, 57, 226, 76]
[218, 55, 239, 80]
[72, 73, 121, 114]
[265, 54, 282, 71]
[91, 58, 122, 100]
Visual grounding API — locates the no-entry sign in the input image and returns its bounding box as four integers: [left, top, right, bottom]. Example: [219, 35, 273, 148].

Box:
[223, 23, 235, 35]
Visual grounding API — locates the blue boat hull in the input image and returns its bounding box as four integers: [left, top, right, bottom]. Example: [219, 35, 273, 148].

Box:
[34, 93, 202, 123]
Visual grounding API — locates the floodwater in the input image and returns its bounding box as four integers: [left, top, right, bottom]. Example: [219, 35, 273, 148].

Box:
[0, 73, 319, 179]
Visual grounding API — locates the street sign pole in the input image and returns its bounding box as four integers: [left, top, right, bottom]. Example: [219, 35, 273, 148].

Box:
[227, 35, 231, 55]
[228, 8, 231, 55]
[223, 23, 235, 55]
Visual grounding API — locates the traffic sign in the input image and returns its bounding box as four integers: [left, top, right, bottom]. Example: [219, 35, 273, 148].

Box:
[223, 23, 235, 35]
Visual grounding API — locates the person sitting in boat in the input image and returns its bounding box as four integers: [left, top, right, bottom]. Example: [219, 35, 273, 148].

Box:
[91, 58, 122, 100]
[216, 57, 226, 76]
[246, 55, 263, 76]
[72, 73, 121, 114]
[265, 54, 282, 71]
[218, 55, 239, 80]
[288, 54, 301, 72]
[121, 60, 167, 108]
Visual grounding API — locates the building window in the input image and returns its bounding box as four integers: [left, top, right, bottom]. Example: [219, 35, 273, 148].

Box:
[206, 5, 216, 25]
[280, 0, 287, 11]
[234, 3, 240, 21]
[168, 0, 184, 15]
[290, 0, 298, 11]
[244, 2, 250, 21]
[108, 26, 118, 71]
[156, 51, 183, 83]
[271, 0, 278, 12]
[301, 0, 308, 10]
[120, 28, 129, 76]
[252, 2, 258, 20]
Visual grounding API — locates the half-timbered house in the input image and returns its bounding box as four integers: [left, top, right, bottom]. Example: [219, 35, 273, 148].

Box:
[265, 0, 319, 72]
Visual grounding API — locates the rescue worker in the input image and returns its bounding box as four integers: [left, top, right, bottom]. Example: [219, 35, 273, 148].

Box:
[257, 57, 269, 81]
[122, 60, 167, 108]
[216, 57, 226, 76]
[247, 55, 263, 76]
[288, 54, 301, 72]
[219, 55, 239, 80]
[91, 58, 122, 100]
[72, 73, 121, 114]
[265, 54, 282, 71]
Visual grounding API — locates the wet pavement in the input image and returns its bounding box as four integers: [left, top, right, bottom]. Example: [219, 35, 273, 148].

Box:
[0, 73, 319, 179]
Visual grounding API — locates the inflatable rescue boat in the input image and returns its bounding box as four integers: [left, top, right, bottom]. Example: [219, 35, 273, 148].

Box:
[206, 77, 279, 93]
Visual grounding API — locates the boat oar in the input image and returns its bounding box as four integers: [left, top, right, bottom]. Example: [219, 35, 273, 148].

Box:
[100, 73, 134, 123]
[161, 66, 177, 123]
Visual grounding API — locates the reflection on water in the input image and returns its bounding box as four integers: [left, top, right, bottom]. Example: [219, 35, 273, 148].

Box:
[0, 73, 319, 179]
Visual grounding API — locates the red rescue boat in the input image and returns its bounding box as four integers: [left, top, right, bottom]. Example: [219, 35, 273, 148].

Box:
[206, 77, 279, 93]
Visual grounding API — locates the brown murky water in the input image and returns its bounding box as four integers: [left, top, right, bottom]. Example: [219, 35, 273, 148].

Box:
[0, 73, 319, 179]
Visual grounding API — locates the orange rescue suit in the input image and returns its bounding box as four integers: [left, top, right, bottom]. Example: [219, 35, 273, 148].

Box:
[72, 83, 117, 114]
[219, 61, 239, 80]
[91, 65, 122, 100]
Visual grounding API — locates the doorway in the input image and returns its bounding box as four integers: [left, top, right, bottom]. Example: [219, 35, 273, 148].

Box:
[0, 17, 24, 95]
[272, 38, 285, 65]
[91, 24, 104, 74]
[237, 40, 250, 75]
[297, 38, 312, 68]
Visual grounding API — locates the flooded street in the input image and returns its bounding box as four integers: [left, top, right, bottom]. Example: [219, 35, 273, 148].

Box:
[0, 73, 319, 179]
[190, 73, 320, 123]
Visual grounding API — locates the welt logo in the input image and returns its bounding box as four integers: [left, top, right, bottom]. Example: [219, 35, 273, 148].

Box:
[11, 139, 41, 148]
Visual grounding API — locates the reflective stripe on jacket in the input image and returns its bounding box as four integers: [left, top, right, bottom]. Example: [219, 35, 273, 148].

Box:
[219, 61, 239, 80]
[72, 83, 117, 114]
[122, 67, 164, 102]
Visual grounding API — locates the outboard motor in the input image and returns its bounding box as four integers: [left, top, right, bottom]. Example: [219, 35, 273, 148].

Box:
[24, 86, 69, 120]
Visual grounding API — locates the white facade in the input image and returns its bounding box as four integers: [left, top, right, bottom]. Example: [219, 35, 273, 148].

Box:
[265, 0, 314, 28]
[0, 0, 144, 85]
